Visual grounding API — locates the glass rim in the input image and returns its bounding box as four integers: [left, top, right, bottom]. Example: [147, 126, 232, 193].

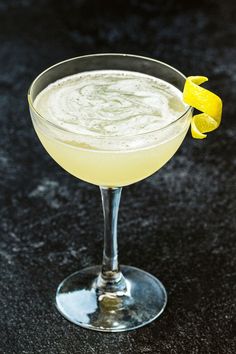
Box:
[28, 53, 193, 138]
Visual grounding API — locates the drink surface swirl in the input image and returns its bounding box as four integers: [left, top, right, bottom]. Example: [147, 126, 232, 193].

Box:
[34, 70, 187, 138]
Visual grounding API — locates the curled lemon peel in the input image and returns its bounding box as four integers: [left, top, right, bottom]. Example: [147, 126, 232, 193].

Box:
[183, 76, 222, 139]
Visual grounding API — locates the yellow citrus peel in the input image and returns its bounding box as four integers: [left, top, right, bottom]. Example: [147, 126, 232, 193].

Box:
[183, 76, 222, 139]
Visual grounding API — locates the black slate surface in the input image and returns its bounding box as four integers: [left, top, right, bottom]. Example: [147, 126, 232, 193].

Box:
[0, 1, 236, 353]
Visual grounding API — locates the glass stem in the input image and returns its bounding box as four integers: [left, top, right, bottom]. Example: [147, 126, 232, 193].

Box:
[97, 187, 126, 294]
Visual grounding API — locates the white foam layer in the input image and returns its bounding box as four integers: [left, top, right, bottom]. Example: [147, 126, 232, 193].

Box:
[34, 70, 187, 139]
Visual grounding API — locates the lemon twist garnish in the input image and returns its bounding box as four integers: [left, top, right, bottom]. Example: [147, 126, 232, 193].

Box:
[183, 76, 222, 139]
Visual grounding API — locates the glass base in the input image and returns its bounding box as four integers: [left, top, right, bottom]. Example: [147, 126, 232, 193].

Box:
[56, 265, 167, 332]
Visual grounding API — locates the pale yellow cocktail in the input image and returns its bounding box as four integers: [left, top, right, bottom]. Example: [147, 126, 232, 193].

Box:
[32, 70, 191, 187]
[28, 54, 195, 332]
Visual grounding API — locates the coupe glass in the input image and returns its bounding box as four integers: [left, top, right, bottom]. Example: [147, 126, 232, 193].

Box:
[28, 54, 192, 332]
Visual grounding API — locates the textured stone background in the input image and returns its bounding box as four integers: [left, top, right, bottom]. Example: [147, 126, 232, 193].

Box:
[0, 0, 236, 353]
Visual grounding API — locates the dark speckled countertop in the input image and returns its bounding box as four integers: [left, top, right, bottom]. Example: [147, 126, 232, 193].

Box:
[0, 0, 236, 353]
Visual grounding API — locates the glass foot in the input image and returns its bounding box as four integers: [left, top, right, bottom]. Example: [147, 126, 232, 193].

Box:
[56, 265, 167, 332]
